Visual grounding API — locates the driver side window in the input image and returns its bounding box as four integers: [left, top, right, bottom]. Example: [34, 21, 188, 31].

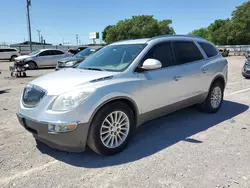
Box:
[39, 50, 51, 56]
[146, 43, 175, 68]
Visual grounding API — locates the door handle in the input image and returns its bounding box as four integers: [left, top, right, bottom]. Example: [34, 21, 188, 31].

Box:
[202, 68, 208, 73]
[173, 76, 182, 81]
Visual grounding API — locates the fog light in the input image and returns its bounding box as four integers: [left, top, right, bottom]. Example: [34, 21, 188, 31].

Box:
[48, 123, 77, 133]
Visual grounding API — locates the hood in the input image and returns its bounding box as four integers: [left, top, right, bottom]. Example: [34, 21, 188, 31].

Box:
[58, 56, 83, 63]
[15, 55, 32, 61]
[30, 68, 119, 95]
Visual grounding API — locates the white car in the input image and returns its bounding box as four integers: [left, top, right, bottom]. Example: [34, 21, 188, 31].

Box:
[14, 49, 73, 69]
[0, 48, 20, 61]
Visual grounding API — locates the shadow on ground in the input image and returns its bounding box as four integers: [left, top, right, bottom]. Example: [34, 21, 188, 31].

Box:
[0, 89, 10, 94]
[37, 100, 248, 168]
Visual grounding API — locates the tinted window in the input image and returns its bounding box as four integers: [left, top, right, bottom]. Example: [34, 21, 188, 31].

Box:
[198, 42, 218, 58]
[5, 49, 17, 52]
[146, 43, 174, 68]
[173, 41, 204, 64]
[0, 49, 4, 52]
[53, 50, 64, 55]
[39, 50, 52, 56]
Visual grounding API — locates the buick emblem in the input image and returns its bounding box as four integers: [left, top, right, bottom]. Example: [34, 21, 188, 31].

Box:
[23, 85, 32, 99]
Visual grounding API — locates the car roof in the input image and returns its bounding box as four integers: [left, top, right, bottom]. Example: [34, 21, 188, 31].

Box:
[39, 49, 64, 52]
[111, 35, 210, 45]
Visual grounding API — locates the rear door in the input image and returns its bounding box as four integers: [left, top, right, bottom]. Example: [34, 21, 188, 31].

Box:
[0, 49, 6, 59]
[49, 50, 66, 66]
[172, 40, 206, 100]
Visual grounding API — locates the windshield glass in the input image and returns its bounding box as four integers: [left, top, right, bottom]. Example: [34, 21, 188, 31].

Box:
[29, 50, 40, 56]
[78, 44, 146, 72]
[75, 48, 97, 58]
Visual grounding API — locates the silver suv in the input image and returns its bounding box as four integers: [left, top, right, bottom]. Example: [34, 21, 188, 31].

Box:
[17, 35, 228, 156]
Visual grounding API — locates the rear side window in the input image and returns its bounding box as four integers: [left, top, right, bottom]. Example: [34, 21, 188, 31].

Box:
[53, 50, 64, 55]
[173, 41, 204, 65]
[5, 49, 17, 52]
[146, 43, 175, 68]
[198, 42, 218, 58]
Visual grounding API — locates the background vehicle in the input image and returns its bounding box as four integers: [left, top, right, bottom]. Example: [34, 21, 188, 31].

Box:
[17, 35, 227, 156]
[68, 46, 88, 55]
[14, 49, 73, 69]
[242, 55, 250, 78]
[219, 48, 230, 57]
[56, 46, 102, 70]
[0, 48, 20, 61]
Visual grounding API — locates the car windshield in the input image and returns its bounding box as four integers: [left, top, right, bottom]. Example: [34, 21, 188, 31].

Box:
[77, 44, 146, 72]
[74, 48, 97, 58]
[29, 50, 41, 56]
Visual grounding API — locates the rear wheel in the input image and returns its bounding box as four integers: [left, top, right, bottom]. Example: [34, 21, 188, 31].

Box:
[198, 81, 224, 113]
[10, 55, 17, 62]
[87, 102, 135, 156]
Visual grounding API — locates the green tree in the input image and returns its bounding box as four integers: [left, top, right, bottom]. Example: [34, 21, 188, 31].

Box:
[102, 25, 113, 42]
[189, 28, 209, 40]
[103, 15, 175, 43]
[188, 1, 250, 45]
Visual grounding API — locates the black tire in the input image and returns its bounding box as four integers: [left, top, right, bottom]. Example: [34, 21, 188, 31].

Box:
[198, 81, 224, 113]
[10, 55, 17, 62]
[87, 101, 135, 156]
[27, 61, 37, 70]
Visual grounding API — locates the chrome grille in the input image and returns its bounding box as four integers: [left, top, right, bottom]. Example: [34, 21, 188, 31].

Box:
[22, 85, 45, 107]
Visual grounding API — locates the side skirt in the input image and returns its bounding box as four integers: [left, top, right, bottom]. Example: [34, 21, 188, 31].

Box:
[137, 93, 208, 127]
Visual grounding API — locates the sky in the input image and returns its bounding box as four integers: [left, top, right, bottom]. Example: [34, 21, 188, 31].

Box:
[0, 0, 247, 45]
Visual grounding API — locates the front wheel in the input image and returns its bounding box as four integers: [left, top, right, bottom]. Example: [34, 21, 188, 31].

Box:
[198, 82, 224, 113]
[87, 102, 135, 156]
[27, 61, 37, 70]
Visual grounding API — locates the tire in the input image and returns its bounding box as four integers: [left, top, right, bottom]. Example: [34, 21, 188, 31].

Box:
[27, 61, 37, 70]
[87, 101, 135, 156]
[10, 55, 17, 62]
[198, 81, 224, 113]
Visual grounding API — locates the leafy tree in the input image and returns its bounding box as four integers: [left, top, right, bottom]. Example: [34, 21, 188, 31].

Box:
[103, 15, 175, 43]
[189, 28, 209, 40]
[189, 1, 250, 45]
[102, 25, 113, 42]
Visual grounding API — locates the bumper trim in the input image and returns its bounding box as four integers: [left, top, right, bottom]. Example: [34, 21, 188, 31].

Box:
[17, 113, 90, 152]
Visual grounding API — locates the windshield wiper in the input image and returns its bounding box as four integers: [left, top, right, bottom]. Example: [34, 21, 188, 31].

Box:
[84, 67, 105, 71]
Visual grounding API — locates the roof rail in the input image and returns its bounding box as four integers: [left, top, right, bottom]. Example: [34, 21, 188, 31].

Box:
[151, 34, 204, 40]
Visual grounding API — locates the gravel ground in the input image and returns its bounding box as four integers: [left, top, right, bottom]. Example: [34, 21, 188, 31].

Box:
[0, 57, 250, 188]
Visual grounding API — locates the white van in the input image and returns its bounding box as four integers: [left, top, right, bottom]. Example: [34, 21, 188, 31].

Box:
[0, 48, 20, 61]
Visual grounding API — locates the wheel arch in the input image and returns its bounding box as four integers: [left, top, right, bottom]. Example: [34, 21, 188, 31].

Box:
[209, 74, 226, 91]
[89, 96, 139, 126]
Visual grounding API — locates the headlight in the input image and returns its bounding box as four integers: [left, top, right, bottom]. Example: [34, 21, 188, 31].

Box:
[245, 60, 249, 65]
[51, 87, 95, 111]
[65, 61, 77, 67]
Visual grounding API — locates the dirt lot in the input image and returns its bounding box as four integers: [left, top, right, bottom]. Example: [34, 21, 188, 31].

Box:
[0, 57, 250, 188]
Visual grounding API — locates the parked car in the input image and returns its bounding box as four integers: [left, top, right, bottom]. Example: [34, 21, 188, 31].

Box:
[56, 46, 102, 70]
[0, 48, 20, 61]
[68, 46, 88, 55]
[17, 35, 228, 156]
[219, 48, 230, 57]
[14, 49, 73, 69]
[242, 55, 250, 78]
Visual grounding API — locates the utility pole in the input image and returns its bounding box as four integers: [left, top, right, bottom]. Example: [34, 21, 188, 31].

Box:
[26, 0, 32, 52]
[37, 30, 41, 43]
[76, 34, 78, 46]
[41, 35, 43, 44]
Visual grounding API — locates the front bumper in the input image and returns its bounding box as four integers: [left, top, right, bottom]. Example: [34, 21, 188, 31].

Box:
[17, 113, 90, 152]
[242, 65, 250, 78]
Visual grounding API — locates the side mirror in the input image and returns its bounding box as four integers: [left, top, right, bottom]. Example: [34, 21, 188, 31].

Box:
[141, 58, 162, 70]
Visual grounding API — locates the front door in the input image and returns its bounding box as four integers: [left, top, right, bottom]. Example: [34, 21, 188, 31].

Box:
[135, 42, 185, 114]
